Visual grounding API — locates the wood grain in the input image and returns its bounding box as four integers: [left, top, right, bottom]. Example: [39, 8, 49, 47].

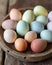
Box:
[0, 0, 8, 65]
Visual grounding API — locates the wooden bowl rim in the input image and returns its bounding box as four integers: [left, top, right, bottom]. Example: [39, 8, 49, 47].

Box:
[0, 7, 52, 62]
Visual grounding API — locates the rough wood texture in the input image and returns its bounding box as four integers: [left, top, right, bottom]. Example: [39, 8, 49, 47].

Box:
[4, 53, 52, 65]
[0, 0, 8, 65]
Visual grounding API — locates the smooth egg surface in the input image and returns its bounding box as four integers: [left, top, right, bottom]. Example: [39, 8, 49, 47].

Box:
[4, 29, 17, 43]
[40, 30, 52, 42]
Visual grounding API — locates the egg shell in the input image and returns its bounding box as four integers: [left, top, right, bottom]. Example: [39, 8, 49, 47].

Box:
[14, 38, 28, 52]
[47, 21, 52, 31]
[33, 5, 48, 16]
[24, 31, 37, 43]
[40, 30, 52, 42]
[48, 11, 52, 21]
[30, 21, 44, 33]
[10, 8, 22, 21]
[4, 29, 17, 43]
[2, 19, 17, 30]
[31, 39, 47, 52]
[22, 10, 35, 24]
[16, 20, 29, 36]
[36, 15, 48, 25]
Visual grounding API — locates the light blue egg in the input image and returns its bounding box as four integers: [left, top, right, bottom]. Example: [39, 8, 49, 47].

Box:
[40, 30, 52, 42]
[16, 20, 29, 36]
[30, 21, 44, 33]
[36, 15, 48, 25]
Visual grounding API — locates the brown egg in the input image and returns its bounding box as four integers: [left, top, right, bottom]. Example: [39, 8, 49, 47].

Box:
[31, 39, 47, 52]
[24, 31, 37, 43]
[14, 38, 28, 52]
[10, 8, 22, 21]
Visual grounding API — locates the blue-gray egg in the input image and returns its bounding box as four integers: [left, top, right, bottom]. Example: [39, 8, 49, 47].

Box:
[22, 10, 35, 24]
[16, 20, 29, 36]
[30, 21, 44, 33]
[40, 30, 52, 42]
[36, 15, 48, 25]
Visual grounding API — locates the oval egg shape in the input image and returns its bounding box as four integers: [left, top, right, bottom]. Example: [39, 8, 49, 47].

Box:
[2, 19, 17, 30]
[36, 15, 48, 25]
[33, 5, 48, 16]
[47, 21, 52, 31]
[22, 10, 35, 24]
[30, 21, 44, 33]
[40, 30, 52, 42]
[4, 29, 17, 43]
[10, 8, 22, 21]
[16, 20, 29, 36]
[31, 39, 47, 52]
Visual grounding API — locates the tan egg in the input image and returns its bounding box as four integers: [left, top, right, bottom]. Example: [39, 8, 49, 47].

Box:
[10, 8, 22, 21]
[2, 19, 17, 30]
[31, 39, 47, 52]
[4, 29, 17, 43]
[25, 31, 37, 43]
[14, 38, 28, 52]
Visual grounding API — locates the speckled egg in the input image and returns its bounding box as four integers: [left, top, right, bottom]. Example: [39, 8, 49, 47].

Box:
[24, 31, 37, 43]
[36, 15, 48, 25]
[2, 19, 17, 30]
[14, 38, 28, 52]
[16, 20, 29, 36]
[30, 21, 44, 33]
[47, 22, 52, 31]
[31, 39, 47, 52]
[22, 10, 35, 24]
[48, 11, 52, 21]
[40, 30, 52, 42]
[33, 5, 48, 16]
[4, 29, 17, 43]
[10, 8, 22, 21]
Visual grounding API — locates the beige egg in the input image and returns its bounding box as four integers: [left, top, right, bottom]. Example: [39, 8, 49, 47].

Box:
[4, 29, 17, 43]
[10, 8, 22, 21]
[2, 19, 17, 30]
[25, 31, 37, 43]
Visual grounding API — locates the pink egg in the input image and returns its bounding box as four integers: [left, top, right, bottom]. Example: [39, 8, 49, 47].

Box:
[48, 11, 52, 21]
[31, 39, 47, 52]
[10, 8, 22, 21]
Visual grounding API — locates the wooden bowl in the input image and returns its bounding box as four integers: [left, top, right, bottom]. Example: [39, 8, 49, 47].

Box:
[0, 7, 52, 62]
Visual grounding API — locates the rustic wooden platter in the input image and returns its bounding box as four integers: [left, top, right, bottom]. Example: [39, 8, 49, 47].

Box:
[0, 7, 52, 62]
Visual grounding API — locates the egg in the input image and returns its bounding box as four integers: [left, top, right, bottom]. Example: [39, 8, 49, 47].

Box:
[10, 8, 22, 21]
[2, 19, 17, 30]
[48, 11, 52, 21]
[31, 39, 47, 52]
[30, 21, 44, 33]
[22, 10, 35, 24]
[14, 38, 28, 52]
[4, 29, 17, 43]
[24, 31, 37, 43]
[47, 22, 52, 31]
[33, 5, 48, 16]
[16, 20, 29, 36]
[36, 15, 48, 25]
[40, 30, 52, 42]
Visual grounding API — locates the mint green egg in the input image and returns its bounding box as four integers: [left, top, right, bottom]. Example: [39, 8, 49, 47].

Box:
[22, 10, 35, 24]
[16, 20, 29, 36]
[36, 15, 48, 25]
[40, 30, 52, 42]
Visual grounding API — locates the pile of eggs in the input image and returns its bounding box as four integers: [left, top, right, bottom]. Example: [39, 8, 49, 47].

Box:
[2, 5, 52, 52]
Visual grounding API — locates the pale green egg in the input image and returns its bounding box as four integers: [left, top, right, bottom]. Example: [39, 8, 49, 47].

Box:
[40, 30, 52, 42]
[33, 5, 48, 16]
[16, 20, 29, 36]
[36, 15, 48, 25]
[22, 10, 35, 24]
